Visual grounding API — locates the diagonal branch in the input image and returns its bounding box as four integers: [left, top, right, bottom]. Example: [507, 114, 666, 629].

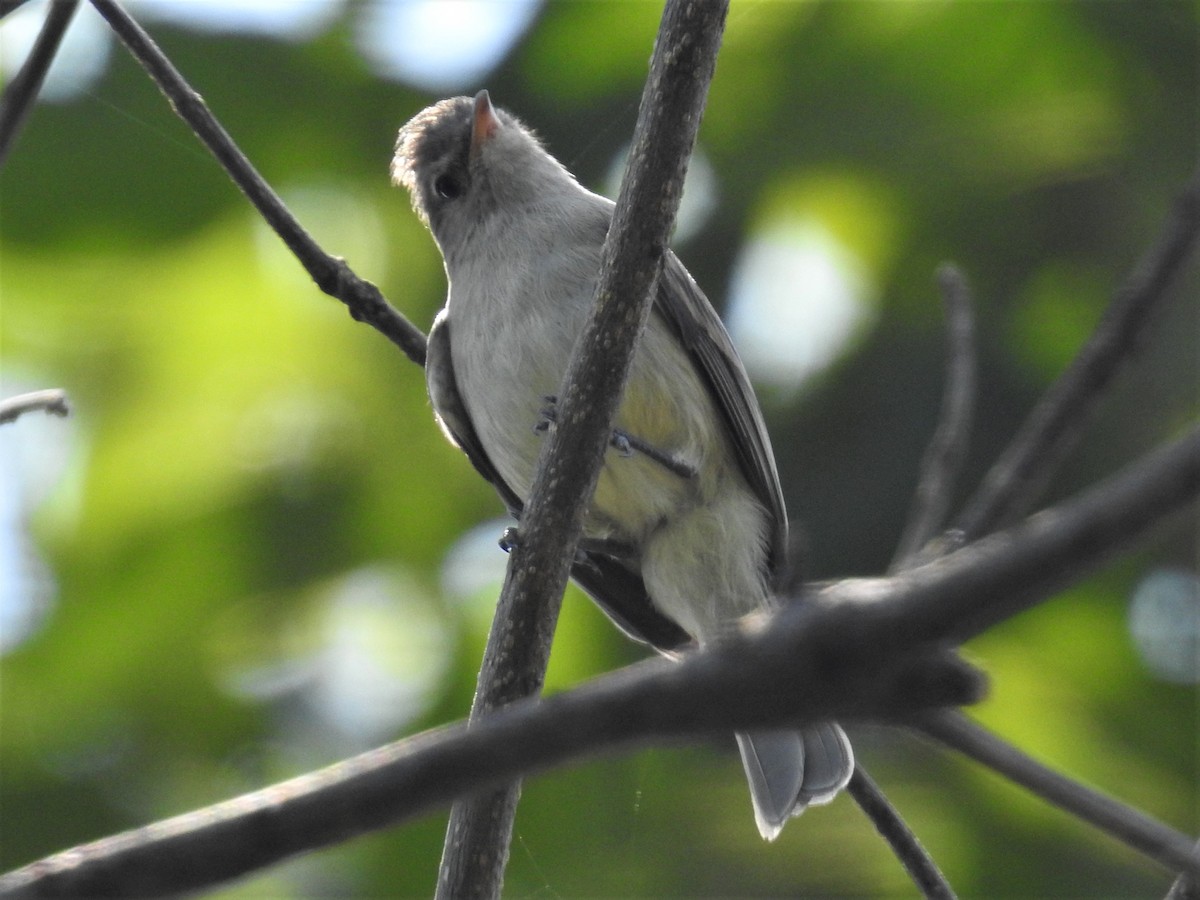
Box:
[0, 0, 79, 166]
[87, 0, 427, 366]
[2, 422, 1195, 899]
[847, 767, 956, 899]
[813, 424, 1200, 648]
[435, 3, 730, 897]
[1167, 843, 1200, 900]
[953, 171, 1200, 544]
[917, 712, 1200, 878]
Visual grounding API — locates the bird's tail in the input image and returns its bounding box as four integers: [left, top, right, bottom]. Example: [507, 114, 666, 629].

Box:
[736, 723, 854, 841]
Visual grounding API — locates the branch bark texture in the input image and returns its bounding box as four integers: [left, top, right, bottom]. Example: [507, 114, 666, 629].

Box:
[436, 2, 729, 897]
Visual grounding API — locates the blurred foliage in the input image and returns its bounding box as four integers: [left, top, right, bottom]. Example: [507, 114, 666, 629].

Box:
[1, 1, 1197, 897]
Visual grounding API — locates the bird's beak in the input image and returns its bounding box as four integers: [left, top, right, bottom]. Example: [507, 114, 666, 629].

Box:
[470, 90, 500, 161]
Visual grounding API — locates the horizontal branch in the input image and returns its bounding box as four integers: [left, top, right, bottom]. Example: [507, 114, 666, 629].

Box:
[0, 389, 70, 425]
[2, 424, 1195, 898]
[88, 0, 427, 365]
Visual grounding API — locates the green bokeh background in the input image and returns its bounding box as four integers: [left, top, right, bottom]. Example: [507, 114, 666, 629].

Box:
[1, 1, 1197, 897]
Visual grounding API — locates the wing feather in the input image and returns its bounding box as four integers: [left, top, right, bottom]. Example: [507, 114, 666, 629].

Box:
[652, 253, 789, 578]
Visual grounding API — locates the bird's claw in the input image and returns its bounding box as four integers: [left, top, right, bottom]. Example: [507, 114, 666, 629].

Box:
[534, 395, 558, 435]
[611, 430, 634, 457]
[499, 526, 521, 553]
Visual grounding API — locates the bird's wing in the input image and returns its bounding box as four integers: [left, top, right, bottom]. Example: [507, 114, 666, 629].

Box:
[653, 252, 790, 578]
[426, 309, 692, 651]
[426, 308, 524, 516]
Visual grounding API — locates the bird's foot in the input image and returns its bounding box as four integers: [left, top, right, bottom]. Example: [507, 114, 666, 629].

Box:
[499, 526, 521, 553]
[610, 429, 698, 480]
[534, 396, 697, 481]
[533, 395, 558, 435]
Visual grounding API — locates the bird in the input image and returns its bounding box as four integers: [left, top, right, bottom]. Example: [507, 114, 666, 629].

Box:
[392, 90, 853, 840]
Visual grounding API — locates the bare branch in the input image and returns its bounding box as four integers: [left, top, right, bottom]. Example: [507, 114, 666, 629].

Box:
[1167, 844, 1200, 900]
[0, 389, 70, 424]
[917, 712, 1200, 878]
[0, 647, 968, 899]
[2, 423, 1195, 898]
[892, 264, 977, 570]
[6, 6, 1190, 896]
[847, 766, 956, 900]
[0, 0, 79, 166]
[436, 2, 730, 896]
[818, 424, 1200, 647]
[953, 171, 1200, 543]
[86, 0, 427, 366]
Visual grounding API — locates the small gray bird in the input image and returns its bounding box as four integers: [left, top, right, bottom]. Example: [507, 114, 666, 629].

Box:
[393, 91, 852, 840]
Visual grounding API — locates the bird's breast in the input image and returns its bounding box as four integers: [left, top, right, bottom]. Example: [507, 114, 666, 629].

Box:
[447, 247, 728, 545]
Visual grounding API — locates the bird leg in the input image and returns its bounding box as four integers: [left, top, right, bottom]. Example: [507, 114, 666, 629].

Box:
[609, 429, 698, 480]
[499, 525, 637, 563]
[535, 395, 698, 481]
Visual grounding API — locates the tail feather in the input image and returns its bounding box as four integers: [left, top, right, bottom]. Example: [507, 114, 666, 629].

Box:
[737, 723, 853, 841]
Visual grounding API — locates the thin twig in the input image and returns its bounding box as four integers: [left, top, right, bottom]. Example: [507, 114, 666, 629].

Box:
[3, 422, 1196, 899]
[891, 264, 977, 569]
[953, 171, 1200, 544]
[916, 712, 1200, 878]
[14, 6, 1194, 896]
[0, 0, 79, 166]
[813, 425, 1200, 647]
[87, 0, 427, 366]
[0, 389, 70, 424]
[435, 3, 729, 897]
[847, 765, 956, 899]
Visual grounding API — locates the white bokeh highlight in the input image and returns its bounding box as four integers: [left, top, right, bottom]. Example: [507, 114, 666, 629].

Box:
[726, 218, 876, 395]
[133, 0, 343, 39]
[355, 0, 541, 92]
[1129, 567, 1200, 684]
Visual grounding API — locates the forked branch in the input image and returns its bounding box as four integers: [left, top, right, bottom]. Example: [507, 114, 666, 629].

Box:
[954, 170, 1200, 542]
[1, 423, 1196, 899]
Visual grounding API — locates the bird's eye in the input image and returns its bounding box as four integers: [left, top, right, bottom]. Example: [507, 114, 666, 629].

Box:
[434, 174, 463, 200]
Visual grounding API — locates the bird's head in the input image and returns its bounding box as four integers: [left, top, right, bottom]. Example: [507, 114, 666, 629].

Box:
[392, 91, 583, 262]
